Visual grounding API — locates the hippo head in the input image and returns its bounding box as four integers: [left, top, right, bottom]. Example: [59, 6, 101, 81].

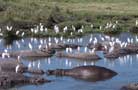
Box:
[40, 47, 56, 55]
[102, 69, 117, 78]
[46, 69, 65, 76]
[121, 83, 138, 90]
[29, 77, 51, 85]
[17, 64, 28, 73]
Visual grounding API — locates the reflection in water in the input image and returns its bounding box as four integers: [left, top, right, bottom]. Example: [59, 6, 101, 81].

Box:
[4, 38, 14, 47]
[1, 32, 138, 68]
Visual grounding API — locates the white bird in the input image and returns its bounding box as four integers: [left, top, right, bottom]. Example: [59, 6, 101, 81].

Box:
[6, 26, 13, 31]
[136, 36, 138, 42]
[21, 32, 25, 37]
[0, 33, 3, 36]
[16, 31, 20, 35]
[38, 44, 42, 49]
[55, 39, 59, 44]
[124, 42, 128, 47]
[93, 38, 98, 45]
[101, 37, 105, 41]
[77, 46, 80, 52]
[69, 48, 72, 53]
[48, 37, 51, 42]
[40, 23, 44, 32]
[115, 21, 118, 24]
[32, 61, 35, 67]
[37, 61, 40, 69]
[28, 62, 32, 69]
[78, 28, 83, 33]
[127, 38, 131, 43]
[40, 39, 43, 44]
[109, 46, 114, 53]
[63, 26, 68, 33]
[104, 45, 107, 50]
[48, 42, 52, 46]
[72, 25, 76, 31]
[112, 24, 116, 29]
[83, 61, 87, 66]
[65, 59, 69, 66]
[17, 56, 21, 62]
[60, 36, 63, 41]
[45, 27, 48, 32]
[31, 28, 34, 33]
[81, 25, 84, 29]
[84, 47, 88, 53]
[99, 26, 102, 30]
[54, 25, 59, 33]
[66, 48, 69, 53]
[70, 32, 73, 36]
[2, 49, 10, 59]
[90, 24, 93, 28]
[136, 20, 138, 26]
[89, 38, 93, 43]
[28, 43, 33, 50]
[15, 64, 20, 73]
[90, 48, 96, 54]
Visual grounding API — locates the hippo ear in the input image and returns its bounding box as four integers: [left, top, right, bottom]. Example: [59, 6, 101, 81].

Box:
[46, 70, 54, 75]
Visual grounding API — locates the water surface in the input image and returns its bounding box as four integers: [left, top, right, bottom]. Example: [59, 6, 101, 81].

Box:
[1, 32, 138, 90]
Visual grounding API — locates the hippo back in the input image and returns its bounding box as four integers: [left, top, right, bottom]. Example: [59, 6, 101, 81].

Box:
[0, 59, 24, 72]
[66, 66, 117, 81]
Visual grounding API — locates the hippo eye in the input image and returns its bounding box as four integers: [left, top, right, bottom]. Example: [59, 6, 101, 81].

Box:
[135, 83, 138, 86]
[4, 78, 7, 80]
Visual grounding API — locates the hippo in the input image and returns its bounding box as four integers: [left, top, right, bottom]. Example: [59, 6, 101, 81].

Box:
[0, 48, 55, 58]
[124, 44, 138, 54]
[0, 58, 50, 89]
[0, 58, 45, 74]
[46, 65, 117, 82]
[87, 43, 105, 51]
[0, 58, 27, 73]
[104, 45, 138, 59]
[121, 83, 138, 90]
[41, 43, 82, 50]
[56, 52, 101, 60]
[0, 72, 50, 89]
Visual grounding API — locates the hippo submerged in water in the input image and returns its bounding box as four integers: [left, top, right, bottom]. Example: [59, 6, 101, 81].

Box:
[104, 44, 138, 59]
[46, 65, 117, 82]
[0, 72, 50, 89]
[41, 43, 82, 50]
[121, 83, 138, 90]
[0, 47, 55, 58]
[0, 58, 45, 74]
[56, 52, 101, 60]
[0, 58, 50, 89]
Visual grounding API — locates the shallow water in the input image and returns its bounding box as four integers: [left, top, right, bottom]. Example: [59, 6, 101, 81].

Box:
[1, 32, 138, 90]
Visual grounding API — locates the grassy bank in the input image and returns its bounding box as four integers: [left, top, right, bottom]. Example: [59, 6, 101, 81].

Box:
[0, 0, 138, 38]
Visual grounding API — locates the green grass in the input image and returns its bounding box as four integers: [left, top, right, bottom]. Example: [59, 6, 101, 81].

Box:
[0, 0, 138, 38]
[0, 0, 138, 22]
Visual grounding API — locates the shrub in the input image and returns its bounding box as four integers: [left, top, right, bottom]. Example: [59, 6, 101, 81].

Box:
[129, 26, 138, 33]
[0, 0, 7, 12]
[46, 6, 68, 28]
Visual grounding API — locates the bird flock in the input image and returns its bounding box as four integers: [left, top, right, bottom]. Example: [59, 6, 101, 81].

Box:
[0, 19, 137, 38]
[0, 20, 138, 70]
[0, 32, 138, 68]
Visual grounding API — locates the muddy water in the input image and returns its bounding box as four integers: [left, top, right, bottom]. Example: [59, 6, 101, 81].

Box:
[1, 32, 138, 90]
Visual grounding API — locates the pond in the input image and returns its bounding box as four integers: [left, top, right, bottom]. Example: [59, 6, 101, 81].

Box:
[1, 32, 138, 90]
